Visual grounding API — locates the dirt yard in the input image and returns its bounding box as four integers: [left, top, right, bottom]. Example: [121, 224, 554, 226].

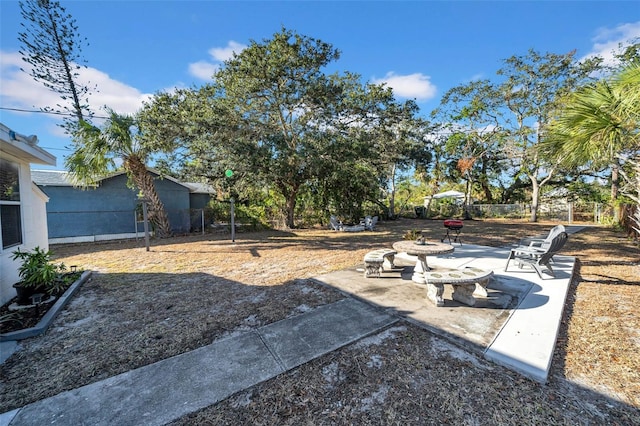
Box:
[1, 218, 638, 424]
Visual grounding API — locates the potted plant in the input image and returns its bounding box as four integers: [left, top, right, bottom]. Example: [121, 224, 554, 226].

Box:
[11, 246, 67, 305]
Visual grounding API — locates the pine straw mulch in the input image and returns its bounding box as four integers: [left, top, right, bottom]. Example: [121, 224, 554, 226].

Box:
[0, 218, 638, 425]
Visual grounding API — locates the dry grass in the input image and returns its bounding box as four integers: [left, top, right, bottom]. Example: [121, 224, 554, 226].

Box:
[1, 218, 638, 424]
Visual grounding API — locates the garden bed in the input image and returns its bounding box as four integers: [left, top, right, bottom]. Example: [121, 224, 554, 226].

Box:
[0, 271, 90, 340]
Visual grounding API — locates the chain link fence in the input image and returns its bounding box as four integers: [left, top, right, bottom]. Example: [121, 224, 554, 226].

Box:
[415, 202, 606, 223]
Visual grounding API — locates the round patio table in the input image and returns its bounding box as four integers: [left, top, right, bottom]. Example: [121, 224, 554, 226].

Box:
[392, 240, 455, 285]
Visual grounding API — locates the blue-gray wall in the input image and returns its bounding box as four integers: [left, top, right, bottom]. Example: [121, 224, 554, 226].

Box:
[39, 174, 191, 238]
[189, 193, 212, 210]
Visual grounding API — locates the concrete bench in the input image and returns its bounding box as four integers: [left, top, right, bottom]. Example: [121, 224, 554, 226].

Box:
[363, 249, 397, 278]
[422, 267, 493, 307]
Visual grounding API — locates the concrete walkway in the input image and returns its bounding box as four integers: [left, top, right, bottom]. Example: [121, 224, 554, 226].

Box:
[1, 299, 397, 426]
[1, 228, 581, 426]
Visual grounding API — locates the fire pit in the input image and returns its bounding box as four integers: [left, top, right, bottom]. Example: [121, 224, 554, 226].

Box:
[442, 219, 463, 245]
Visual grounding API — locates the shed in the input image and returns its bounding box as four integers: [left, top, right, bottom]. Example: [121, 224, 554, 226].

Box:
[33, 170, 192, 244]
[183, 182, 216, 210]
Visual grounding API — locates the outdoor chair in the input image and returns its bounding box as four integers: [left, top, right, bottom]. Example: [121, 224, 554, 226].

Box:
[364, 215, 378, 231]
[513, 224, 566, 263]
[330, 215, 365, 232]
[330, 215, 343, 231]
[518, 224, 566, 249]
[505, 231, 568, 279]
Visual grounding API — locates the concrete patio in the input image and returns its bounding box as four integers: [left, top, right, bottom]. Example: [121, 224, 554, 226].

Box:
[316, 241, 576, 383]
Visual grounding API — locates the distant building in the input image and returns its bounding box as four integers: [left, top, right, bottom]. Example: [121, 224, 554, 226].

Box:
[32, 170, 200, 244]
[183, 182, 216, 210]
[1, 123, 56, 305]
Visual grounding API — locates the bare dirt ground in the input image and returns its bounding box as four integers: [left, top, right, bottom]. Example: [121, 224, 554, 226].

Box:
[1, 218, 638, 425]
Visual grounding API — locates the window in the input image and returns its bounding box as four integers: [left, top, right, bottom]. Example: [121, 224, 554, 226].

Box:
[0, 158, 22, 249]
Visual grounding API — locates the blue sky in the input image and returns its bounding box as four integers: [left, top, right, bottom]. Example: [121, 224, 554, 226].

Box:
[1, 1, 639, 170]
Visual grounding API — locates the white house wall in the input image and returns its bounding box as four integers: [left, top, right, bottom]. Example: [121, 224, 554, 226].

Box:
[0, 158, 49, 304]
[0, 124, 55, 306]
[27, 182, 51, 249]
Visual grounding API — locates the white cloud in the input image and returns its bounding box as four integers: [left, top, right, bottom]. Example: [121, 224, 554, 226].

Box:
[1, 51, 63, 112]
[208, 40, 245, 62]
[372, 72, 437, 101]
[188, 40, 246, 81]
[188, 61, 220, 81]
[0, 49, 151, 122]
[582, 21, 640, 66]
[82, 68, 152, 116]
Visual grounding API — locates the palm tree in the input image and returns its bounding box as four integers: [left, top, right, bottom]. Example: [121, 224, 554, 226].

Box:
[613, 62, 640, 235]
[65, 109, 173, 238]
[544, 62, 640, 223]
[614, 62, 640, 120]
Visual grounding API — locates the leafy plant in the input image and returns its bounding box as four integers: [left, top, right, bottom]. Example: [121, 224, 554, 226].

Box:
[0, 312, 23, 328]
[403, 229, 422, 241]
[11, 246, 66, 293]
[47, 269, 82, 296]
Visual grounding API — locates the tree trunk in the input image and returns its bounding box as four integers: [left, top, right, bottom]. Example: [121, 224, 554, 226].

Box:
[388, 164, 397, 219]
[618, 156, 640, 238]
[611, 162, 620, 222]
[529, 178, 540, 222]
[285, 196, 297, 229]
[480, 161, 493, 202]
[125, 156, 173, 238]
[282, 182, 300, 229]
[424, 197, 433, 217]
[464, 174, 472, 219]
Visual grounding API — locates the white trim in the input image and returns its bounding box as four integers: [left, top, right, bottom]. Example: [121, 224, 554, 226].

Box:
[0, 123, 56, 166]
[31, 182, 50, 202]
[49, 232, 155, 245]
[0, 158, 24, 251]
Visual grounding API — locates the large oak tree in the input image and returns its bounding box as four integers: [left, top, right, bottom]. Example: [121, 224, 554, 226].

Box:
[141, 28, 419, 228]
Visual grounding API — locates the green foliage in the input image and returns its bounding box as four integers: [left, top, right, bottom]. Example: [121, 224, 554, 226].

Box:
[543, 58, 640, 225]
[545, 78, 635, 169]
[140, 28, 431, 228]
[432, 79, 507, 204]
[430, 52, 595, 210]
[599, 213, 620, 227]
[49, 270, 82, 296]
[212, 27, 399, 227]
[235, 203, 270, 231]
[66, 118, 119, 186]
[11, 247, 67, 294]
[318, 162, 379, 223]
[205, 201, 230, 224]
[565, 181, 609, 204]
[206, 199, 271, 231]
[491, 49, 603, 221]
[138, 34, 634, 229]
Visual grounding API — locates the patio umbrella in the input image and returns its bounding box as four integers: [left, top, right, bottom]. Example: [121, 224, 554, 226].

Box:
[432, 190, 465, 199]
